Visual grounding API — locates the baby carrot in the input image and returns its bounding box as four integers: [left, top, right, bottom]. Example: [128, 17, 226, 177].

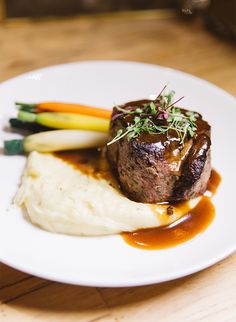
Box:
[16, 102, 112, 119]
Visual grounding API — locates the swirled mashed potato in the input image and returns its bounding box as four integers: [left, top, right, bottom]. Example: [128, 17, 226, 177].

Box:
[15, 152, 199, 236]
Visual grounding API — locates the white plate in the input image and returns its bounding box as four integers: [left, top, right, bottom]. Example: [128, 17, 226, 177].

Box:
[0, 61, 236, 287]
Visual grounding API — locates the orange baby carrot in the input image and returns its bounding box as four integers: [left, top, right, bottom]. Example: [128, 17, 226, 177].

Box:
[36, 102, 112, 119]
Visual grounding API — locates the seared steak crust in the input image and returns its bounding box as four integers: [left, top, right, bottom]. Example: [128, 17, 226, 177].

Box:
[107, 99, 211, 203]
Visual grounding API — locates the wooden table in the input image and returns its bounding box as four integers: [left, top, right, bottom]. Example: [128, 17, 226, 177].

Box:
[1, 11, 236, 322]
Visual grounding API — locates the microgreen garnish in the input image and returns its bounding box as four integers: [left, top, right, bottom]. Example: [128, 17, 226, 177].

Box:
[107, 88, 199, 146]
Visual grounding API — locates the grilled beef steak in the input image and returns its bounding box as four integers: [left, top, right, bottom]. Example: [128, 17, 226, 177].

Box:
[107, 99, 211, 203]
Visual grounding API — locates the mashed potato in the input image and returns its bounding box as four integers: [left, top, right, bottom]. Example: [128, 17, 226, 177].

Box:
[15, 152, 199, 236]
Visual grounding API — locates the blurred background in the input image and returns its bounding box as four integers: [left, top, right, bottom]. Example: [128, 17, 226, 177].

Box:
[1, 0, 236, 40]
[0, 0, 235, 93]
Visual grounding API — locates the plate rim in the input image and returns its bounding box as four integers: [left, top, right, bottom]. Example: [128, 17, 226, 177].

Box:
[1, 59, 235, 103]
[1, 242, 236, 287]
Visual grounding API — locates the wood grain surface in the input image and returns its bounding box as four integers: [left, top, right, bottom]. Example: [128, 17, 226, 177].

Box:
[0, 12, 236, 322]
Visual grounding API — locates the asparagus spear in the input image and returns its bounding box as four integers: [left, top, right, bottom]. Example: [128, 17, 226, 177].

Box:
[4, 130, 108, 155]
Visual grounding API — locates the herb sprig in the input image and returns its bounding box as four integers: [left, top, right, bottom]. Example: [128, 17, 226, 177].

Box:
[107, 88, 199, 146]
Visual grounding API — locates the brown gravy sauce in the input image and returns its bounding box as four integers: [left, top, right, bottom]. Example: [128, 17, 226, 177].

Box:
[123, 170, 221, 250]
[54, 148, 119, 190]
[54, 149, 221, 250]
[122, 197, 215, 250]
